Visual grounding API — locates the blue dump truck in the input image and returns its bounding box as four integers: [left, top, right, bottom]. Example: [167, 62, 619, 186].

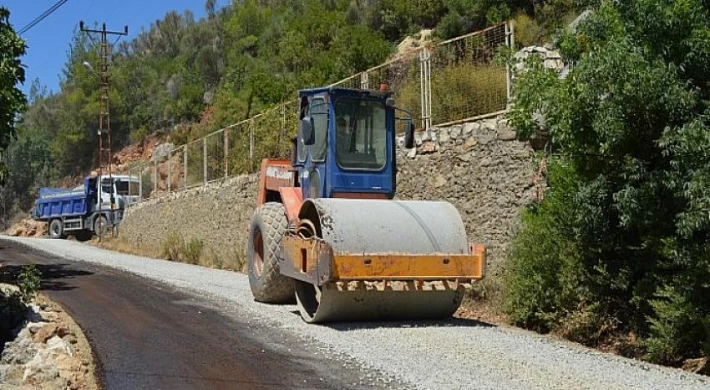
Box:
[31, 174, 139, 240]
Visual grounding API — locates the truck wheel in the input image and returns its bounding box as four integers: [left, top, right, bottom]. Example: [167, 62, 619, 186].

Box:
[247, 202, 295, 304]
[48, 219, 64, 239]
[94, 215, 109, 237]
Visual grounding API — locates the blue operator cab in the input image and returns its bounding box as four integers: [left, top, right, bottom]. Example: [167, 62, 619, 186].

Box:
[291, 86, 415, 201]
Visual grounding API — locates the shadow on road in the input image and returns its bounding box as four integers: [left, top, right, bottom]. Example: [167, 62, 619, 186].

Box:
[0, 262, 93, 292]
[287, 309, 495, 330]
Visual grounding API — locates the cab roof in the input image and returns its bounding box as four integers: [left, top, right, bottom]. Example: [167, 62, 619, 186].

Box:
[297, 86, 393, 100]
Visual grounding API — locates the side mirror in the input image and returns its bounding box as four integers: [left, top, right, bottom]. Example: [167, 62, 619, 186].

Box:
[300, 116, 315, 146]
[404, 122, 415, 149]
[386, 97, 395, 107]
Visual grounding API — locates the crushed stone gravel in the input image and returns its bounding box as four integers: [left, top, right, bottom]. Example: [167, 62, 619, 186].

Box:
[4, 235, 710, 390]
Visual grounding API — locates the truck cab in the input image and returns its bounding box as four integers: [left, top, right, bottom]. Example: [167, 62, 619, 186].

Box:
[100, 175, 141, 207]
[292, 86, 414, 201]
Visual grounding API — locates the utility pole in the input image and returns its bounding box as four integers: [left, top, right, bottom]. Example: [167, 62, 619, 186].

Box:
[80, 21, 128, 241]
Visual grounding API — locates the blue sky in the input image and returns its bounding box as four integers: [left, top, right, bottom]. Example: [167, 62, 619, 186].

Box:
[5, 0, 230, 96]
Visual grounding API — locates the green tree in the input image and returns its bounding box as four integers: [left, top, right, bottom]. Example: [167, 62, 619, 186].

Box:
[0, 7, 27, 184]
[506, 0, 710, 365]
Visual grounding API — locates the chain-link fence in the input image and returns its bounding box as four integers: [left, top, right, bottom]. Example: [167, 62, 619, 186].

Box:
[122, 21, 513, 205]
[336, 52, 424, 133]
[429, 22, 509, 126]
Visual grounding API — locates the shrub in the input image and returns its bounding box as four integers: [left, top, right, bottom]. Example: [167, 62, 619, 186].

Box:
[506, 0, 710, 365]
[504, 159, 583, 332]
[17, 264, 41, 304]
[643, 286, 710, 364]
[129, 126, 149, 144]
[434, 11, 463, 40]
[183, 238, 204, 265]
[162, 230, 184, 260]
[512, 13, 543, 47]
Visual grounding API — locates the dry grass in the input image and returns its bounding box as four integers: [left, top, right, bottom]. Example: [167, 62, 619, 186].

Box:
[397, 62, 506, 128]
[93, 235, 163, 259]
[455, 274, 508, 325]
[93, 234, 246, 274]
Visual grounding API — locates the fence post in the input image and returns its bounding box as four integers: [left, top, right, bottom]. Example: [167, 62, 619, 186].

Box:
[183, 145, 187, 190]
[360, 71, 369, 90]
[249, 120, 254, 167]
[505, 21, 513, 107]
[420, 50, 425, 131]
[167, 150, 171, 193]
[419, 48, 432, 131]
[138, 166, 142, 203]
[281, 103, 286, 156]
[203, 137, 207, 186]
[224, 129, 229, 179]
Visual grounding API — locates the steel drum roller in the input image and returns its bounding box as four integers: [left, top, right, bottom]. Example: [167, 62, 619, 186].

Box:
[295, 198, 469, 323]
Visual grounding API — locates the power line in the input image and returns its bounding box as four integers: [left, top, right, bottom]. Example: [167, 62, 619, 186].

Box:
[18, 0, 70, 35]
[80, 21, 128, 240]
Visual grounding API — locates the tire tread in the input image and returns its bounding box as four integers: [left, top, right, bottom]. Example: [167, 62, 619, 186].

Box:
[248, 202, 294, 303]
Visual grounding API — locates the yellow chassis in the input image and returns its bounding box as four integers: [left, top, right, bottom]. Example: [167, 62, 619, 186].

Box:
[279, 234, 486, 286]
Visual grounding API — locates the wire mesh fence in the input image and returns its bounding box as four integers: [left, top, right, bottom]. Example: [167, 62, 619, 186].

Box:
[186, 139, 204, 188]
[429, 22, 509, 126]
[252, 105, 291, 166]
[225, 120, 250, 175]
[122, 21, 513, 205]
[205, 130, 226, 183]
[369, 53, 424, 133]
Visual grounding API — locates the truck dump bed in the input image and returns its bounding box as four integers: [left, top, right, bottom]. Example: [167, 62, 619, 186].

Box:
[33, 184, 90, 221]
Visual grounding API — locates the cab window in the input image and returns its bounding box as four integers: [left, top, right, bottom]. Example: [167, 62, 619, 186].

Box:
[310, 97, 327, 162]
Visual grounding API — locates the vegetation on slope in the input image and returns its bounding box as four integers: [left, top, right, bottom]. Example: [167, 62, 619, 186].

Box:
[506, 0, 710, 367]
[0, 7, 27, 186]
[1, 0, 580, 226]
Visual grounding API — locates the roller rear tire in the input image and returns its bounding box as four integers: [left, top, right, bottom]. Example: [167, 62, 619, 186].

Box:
[247, 202, 295, 304]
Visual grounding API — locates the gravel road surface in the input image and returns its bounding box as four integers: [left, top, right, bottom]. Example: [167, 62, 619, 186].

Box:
[3, 235, 710, 390]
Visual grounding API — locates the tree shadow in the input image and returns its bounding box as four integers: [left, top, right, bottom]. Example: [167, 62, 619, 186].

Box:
[0, 262, 93, 292]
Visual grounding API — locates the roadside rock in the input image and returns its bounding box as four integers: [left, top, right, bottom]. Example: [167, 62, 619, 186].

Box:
[33, 323, 58, 344]
[150, 142, 175, 162]
[0, 290, 99, 390]
[684, 358, 709, 375]
[6, 219, 48, 238]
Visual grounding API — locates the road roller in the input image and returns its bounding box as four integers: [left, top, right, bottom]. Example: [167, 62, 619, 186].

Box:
[246, 86, 486, 323]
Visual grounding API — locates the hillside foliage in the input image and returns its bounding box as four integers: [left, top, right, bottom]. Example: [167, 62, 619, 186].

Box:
[506, 0, 710, 366]
[1, 0, 579, 225]
[0, 7, 27, 185]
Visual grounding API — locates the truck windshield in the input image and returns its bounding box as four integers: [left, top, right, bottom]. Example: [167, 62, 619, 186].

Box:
[334, 98, 387, 170]
[116, 180, 140, 195]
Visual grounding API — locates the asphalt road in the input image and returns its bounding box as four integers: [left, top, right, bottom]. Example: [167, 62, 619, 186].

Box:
[0, 240, 395, 390]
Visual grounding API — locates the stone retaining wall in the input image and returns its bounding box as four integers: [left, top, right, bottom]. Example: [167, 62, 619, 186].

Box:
[118, 175, 258, 270]
[119, 115, 541, 274]
[396, 117, 539, 274]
